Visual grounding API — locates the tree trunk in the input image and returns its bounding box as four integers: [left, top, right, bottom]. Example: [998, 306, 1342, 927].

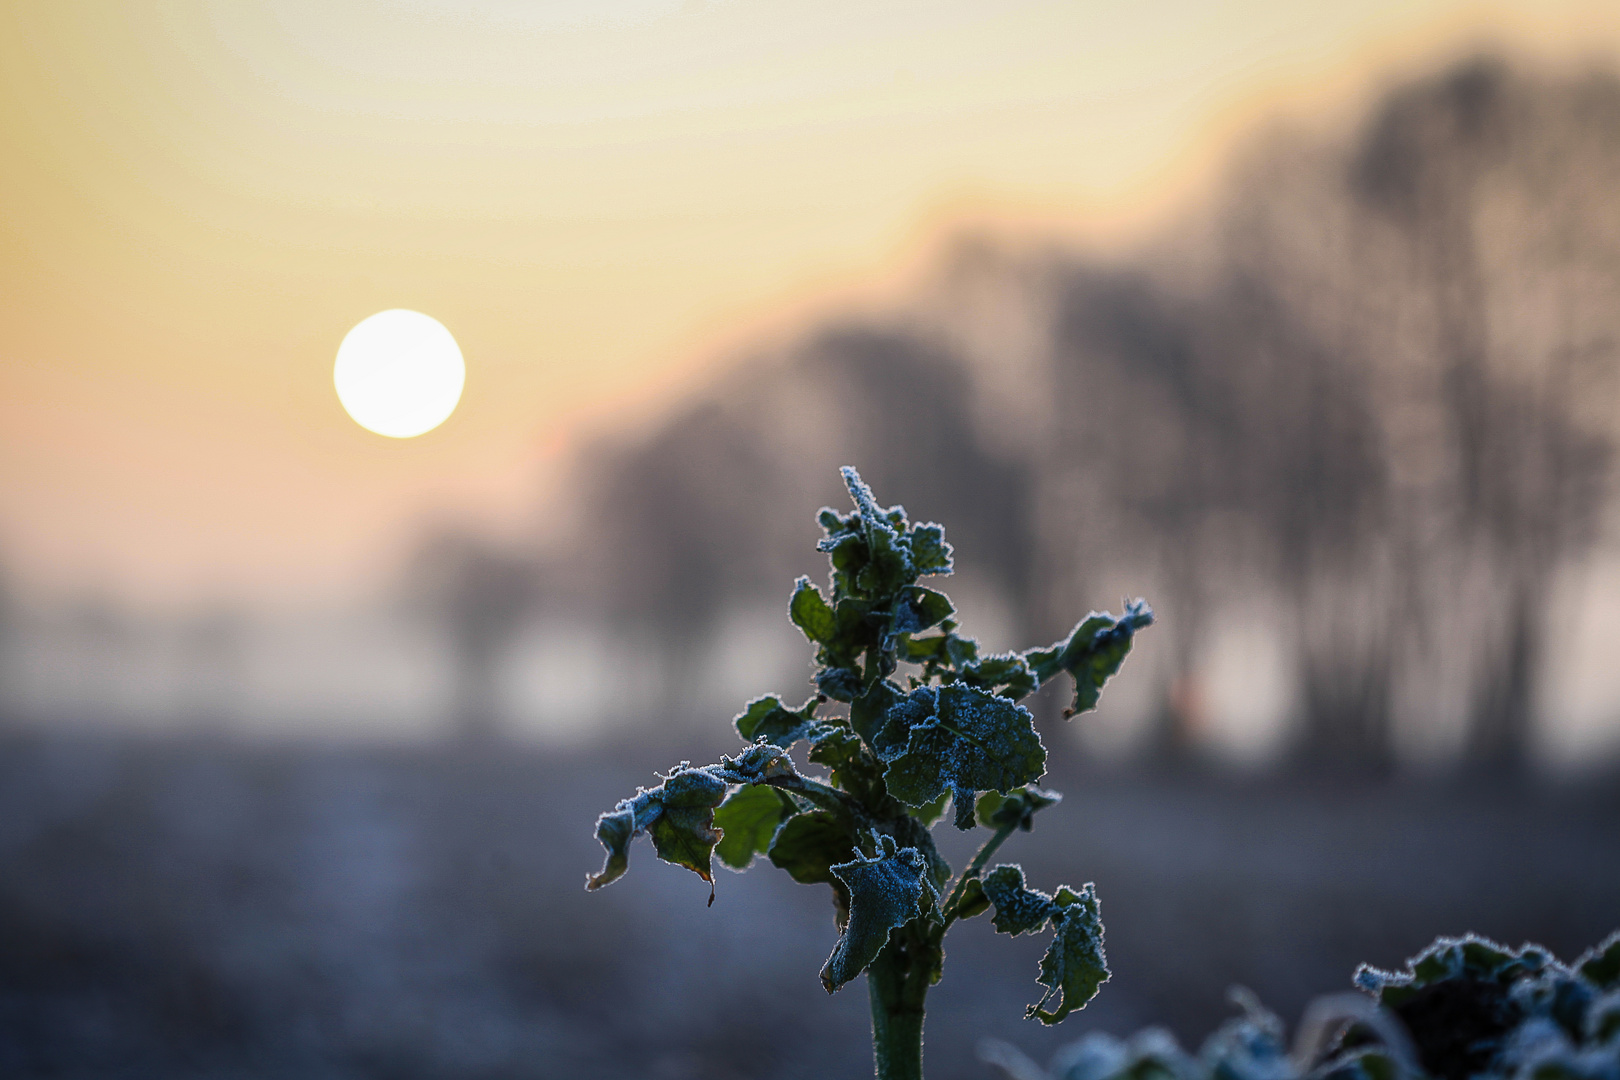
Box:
[1466, 582, 1538, 776]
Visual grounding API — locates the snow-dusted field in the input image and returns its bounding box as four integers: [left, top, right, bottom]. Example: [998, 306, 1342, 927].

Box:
[0, 732, 1615, 1080]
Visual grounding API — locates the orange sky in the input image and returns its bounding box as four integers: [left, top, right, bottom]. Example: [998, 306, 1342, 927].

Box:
[4, 0, 1619, 612]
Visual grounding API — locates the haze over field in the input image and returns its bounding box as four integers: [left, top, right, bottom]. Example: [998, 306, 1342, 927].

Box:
[4, 4, 1620, 771]
[3, 0, 1619, 605]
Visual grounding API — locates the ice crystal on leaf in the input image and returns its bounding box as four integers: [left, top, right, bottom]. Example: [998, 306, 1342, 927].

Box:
[1033, 885, 1111, 1024]
[871, 684, 1046, 829]
[585, 766, 726, 891]
[984, 931, 1620, 1080]
[1349, 932, 1620, 1080]
[822, 836, 938, 992]
[981, 865, 1059, 936]
[1025, 601, 1156, 718]
[955, 864, 1110, 1021]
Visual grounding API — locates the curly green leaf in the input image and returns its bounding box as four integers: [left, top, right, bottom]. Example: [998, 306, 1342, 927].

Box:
[1578, 931, 1620, 992]
[822, 836, 938, 993]
[976, 786, 1062, 831]
[714, 783, 798, 870]
[1024, 600, 1154, 717]
[586, 766, 728, 891]
[790, 577, 838, 644]
[734, 693, 828, 747]
[909, 522, 953, 576]
[587, 746, 801, 892]
[768, 809, 860, 886]
[955, 876, 990, 921]
[982, 864, 1059, 936]
[1031, 883, 1110, 1023]
[957, 653, 1040, 702]
[873, 684, 1046, 828]
[891, 586, 954, 638]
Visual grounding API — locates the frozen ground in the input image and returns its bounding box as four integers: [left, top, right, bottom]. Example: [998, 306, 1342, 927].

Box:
[0, 731, 1615, 1079]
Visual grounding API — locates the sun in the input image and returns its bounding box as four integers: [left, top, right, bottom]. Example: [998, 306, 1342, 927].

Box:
[334, 310, 465, 438]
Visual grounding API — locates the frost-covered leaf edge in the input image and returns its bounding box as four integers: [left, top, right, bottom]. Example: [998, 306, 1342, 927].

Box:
[586, 743, 801, 893]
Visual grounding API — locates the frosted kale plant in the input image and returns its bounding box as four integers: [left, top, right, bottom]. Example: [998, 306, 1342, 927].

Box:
[982, 931, 1620, 1080]
[586, 467, 1153, 1080]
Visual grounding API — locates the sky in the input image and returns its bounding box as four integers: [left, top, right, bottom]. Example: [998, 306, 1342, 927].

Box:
[4, 0, 1620, 612]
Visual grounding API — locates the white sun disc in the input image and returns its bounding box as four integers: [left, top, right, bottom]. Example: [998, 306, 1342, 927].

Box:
[334, 309, 465, 438]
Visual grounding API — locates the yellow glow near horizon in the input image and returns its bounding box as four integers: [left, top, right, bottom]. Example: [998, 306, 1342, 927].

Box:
[333, 310, 465, 438]
[4, 1, 1620, 605]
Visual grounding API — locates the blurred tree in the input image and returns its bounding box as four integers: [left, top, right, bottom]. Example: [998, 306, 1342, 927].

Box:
[1043, 269, 1217, 762]
[408, 533, 540, 742]
[1037, 57, 1620, 772]
[547, 55, 1620, 774]
[0, 554, 12, 725]
[1351, 59, 1619, 774]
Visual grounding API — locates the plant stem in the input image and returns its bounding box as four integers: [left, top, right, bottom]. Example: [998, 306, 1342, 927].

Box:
[865, 815, 1019, 1080]
[867, 925, 930, 1080]
[939, 823, 1017, 927]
